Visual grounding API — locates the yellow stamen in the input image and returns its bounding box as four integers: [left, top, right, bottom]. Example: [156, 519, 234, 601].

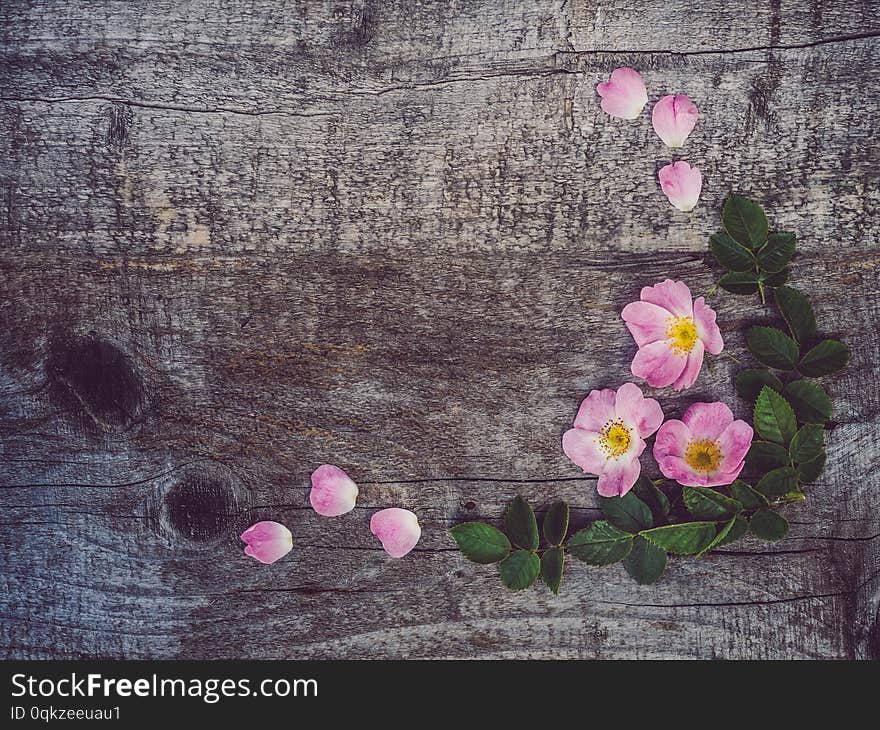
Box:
[684, 438, 722, 473]
[599, 419, 632, 459]
[666, 316, 698, 355]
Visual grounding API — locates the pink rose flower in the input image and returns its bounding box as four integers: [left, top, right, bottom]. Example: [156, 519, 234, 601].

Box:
[596, 67, 648, 120]
[370, 508, 421, 558]
[309, 464, 358, 517]
[658, 161, 702, 212]
[652, 94, 698, 148]
[562, 383, 664, 497]
[240, 521, 293, 565]
[621, 279, 723, 391]
[653, 402, 753, 487]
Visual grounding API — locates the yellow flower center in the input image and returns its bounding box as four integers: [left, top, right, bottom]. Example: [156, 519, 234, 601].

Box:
[599, 419, 632, 459]
[666, 316, 698, 355]
[684, 438, 723, 473]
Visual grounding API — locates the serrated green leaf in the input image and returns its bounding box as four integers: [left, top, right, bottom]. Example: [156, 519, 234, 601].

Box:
[600, 492, 653, 533]
[790, 423, 825, 463]
[623, 536, 667, 585]
[567, 521, 634, 565]
[754, 386, 798, 444]
[542, 500, 569, 546]
[683, 487, 742, 520]
[797, 451, 826, 483]
[504, 496, 539, 551]
[746, 441, 791, 472]
[698, 516, 738, 556]
[449, 522, 512, 564]
[746, 326, 800, 370]
[632, 476, 670, 524]
[540, 547, 564, 595]
[774, 286, 816, 344]
[798, 339, 850, 377]
[755, 466, 798, 498]
[718, 514, 750, 546]
[784, 380, 833, 423]
[723, 195, 768, 248]
[498, 550, 541, 591]
[735, 369, 783, 401]
[710, 230, 756, 271]
[756, 232, 796, 273]
[761, 268, 789, 288]
[719, 270, 760, 295]
[639, 522, 717, 555]
[728, 480, 769, 510]
[749, 509, 789, 542]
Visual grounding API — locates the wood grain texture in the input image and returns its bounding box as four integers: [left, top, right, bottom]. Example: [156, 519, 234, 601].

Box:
[1, 0, 878, 659]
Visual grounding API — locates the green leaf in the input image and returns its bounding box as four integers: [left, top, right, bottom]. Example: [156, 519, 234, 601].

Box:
[746, 441, 791, 471]
[755, 466, 798, 498]
[542, 500, 569, 546]
[756, 232, 796, 273]
[749, 509, 789, 542]
[723, 194, 768, 248]
[746, 326, 799, 370]
[774, 286, 816, 344]
[754, 386, 798, 444]
[567, 521, 634, 565]
[504, 496, 539, 551]
[632, 476, 670, 524]
[728, 480, 769, 510]
[719, 271, 760, 295]
[449, 522, 512, 564]
[710, 230, 756, 271]
[540, 547, 564, 595]
[683, 487, 742, 520]
[640, 522, 717, 555]
[623, 536, 667, 585]
[718, 515, 750, 546]
[784, 380, 832, 424]
[735, 369, 783, 401]
[797, 451, 826, 483]
[761, 268, 789, 288]
[498, 550, 541, 591]
[798, 339, 850, 377]
[698, 516, 738, 556]
[600, 492, 653, 533]
[790, 423, 825, 464]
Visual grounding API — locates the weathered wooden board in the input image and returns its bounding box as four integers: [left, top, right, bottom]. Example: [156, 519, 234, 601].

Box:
[1, 0, 878, 659]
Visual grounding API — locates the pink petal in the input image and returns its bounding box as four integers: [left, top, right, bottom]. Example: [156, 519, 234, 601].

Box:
[693, 296, 724, 354]
[681, 401, 734, 439]
[652, 94, 698, 148]
[562, 428, 606, 474]
[240, 521, 293, 565]
[631, 340, 687, 388]
[658, 161, 702, 212]
[621, 300, 672, 347]
[596, 67, 648, 120]
[309, 464, 359, 517]
[370, 508, 421, 558]
[653, 419, 692, 460]
[702, 463, 746, 488]
[573, 388, 616, 431]
[639, 279, 693, 317]
[672, 339, 704, 391]
[717, 419, 754, 471]
[656, 455, 707, 486]
[614, 382, 664, 438]
[597, 456, 642, 497]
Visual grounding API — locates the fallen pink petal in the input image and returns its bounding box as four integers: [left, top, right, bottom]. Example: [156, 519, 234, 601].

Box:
[652, 94, 698, 147]
[596, 67, 648, 120]
[370, 508, 421, 558]
[653, 401, 753, 487]
[658, 161, 702, 212]
[622, 279, 723, 391]
[309, 464, 359, 517]
[240, 521, 293, 565]
[562, 382, 664, 497]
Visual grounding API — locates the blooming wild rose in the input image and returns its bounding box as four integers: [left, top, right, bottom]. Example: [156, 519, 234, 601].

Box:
[621, 279, 723, 391]
[562, 383, 664, 497]
[653, 402, 753, 487]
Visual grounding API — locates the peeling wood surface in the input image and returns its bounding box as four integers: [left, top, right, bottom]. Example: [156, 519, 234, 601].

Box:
[1, 0, 879, 659]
